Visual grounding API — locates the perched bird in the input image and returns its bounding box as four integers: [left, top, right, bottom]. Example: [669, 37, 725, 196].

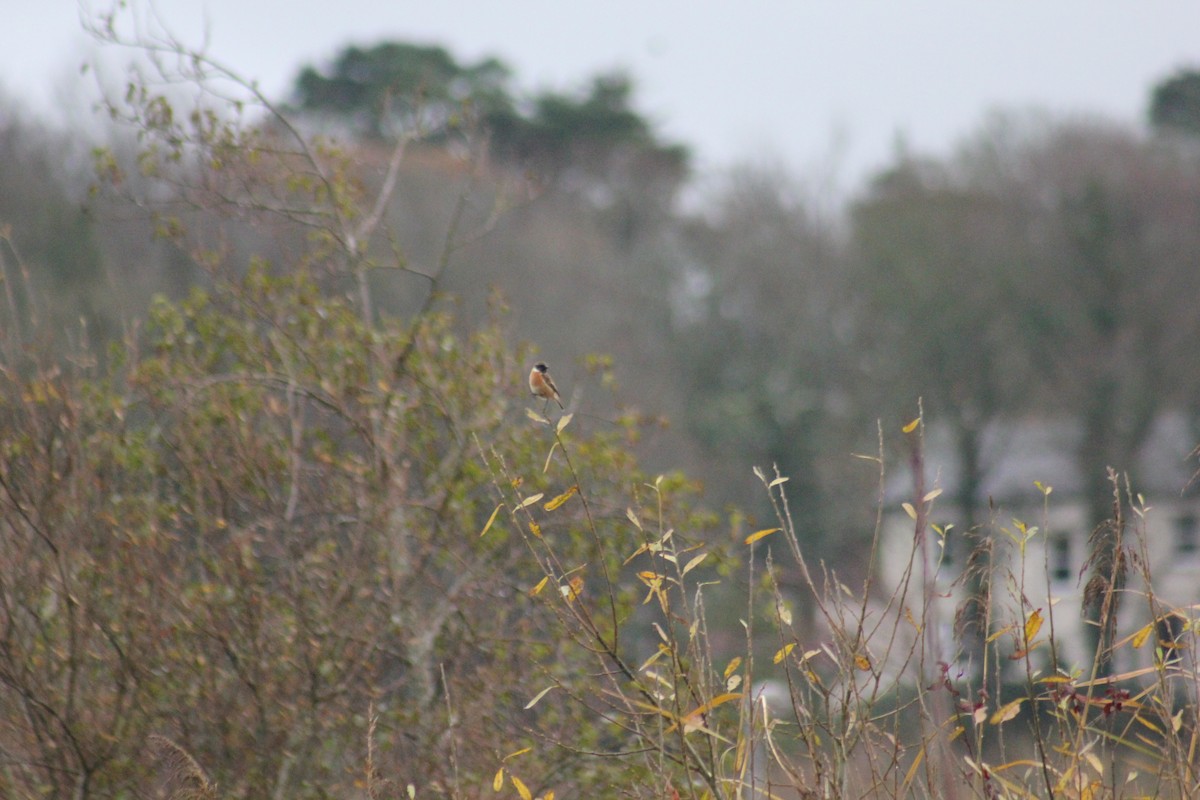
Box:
[529, 362, 564, 409]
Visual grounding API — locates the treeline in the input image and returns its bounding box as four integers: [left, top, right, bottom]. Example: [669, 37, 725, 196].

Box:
[15, 42, 1198, 559]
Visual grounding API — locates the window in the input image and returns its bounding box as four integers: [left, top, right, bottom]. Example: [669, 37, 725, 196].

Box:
[1050, 535, 1072, 584]
[1176, 513, 1198, 556]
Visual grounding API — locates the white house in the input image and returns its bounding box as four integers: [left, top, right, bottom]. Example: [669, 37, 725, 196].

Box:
[875, 413, 1200, 682]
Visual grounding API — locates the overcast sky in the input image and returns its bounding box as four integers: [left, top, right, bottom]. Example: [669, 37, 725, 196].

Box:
[5, 2, 1200, 192]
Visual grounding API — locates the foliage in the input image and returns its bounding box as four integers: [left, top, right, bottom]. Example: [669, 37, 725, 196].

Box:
[0, 100, 112, 339]
[671, 163, 867, 566]
[0, 14, 693, 797]
[849, 114, 1200, 672]
[1149, 68, 1200, 138]
[288, 41, 688, 183]
[850, 147, 1032, 528]
[288, 43, 688, 254]
[292, 41, 515, 140]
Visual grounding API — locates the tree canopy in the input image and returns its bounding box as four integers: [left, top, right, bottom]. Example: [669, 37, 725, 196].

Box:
[288, 43, 688, 200]
[292, 41, 515, 137]
[1149, 67, 1200, 137]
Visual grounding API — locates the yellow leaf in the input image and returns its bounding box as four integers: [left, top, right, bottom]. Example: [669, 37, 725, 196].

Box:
[479, 503, 504, 537]
[773, 643, 795, 664]
[986, 624, 1013, 644]
[681, 552, 708, 576]
[902, 746, 925, 794]
[528, 521, 542, 538]
[622, 542, 649, 565]
[1024, 609, 1043, 644]
[544, 792, 555, 800]
[922, 488, 943, 503]
[902, 417, 920, 433]
[1135, 714, 1162, 734]
[854, 654, 871, 671]
[693, 692, 743, 715]
[904, 606, 922, 633]
[723, 656, 742, 680]
[543, 486, 578, 511]
[744, 527, 780, 545]
[511, 774, 532, 800]
[1131, 622, 1154, 649]
[525, 685, 556, 709]
[542, 441, 559, 473]
[519, 493, 544, 509]
[529, 576, 549, 596]
[990, 698, 1023, 724]
[639, 643, 669, 671]
[666, 693, 743, 734]
[525, 408, 548, 425]
[1037, 674, 1073, 684]
[562, 575, 584, 602]
[626, 507, 642, 531]
[902, 502, 917, 520]
[768, 476, 789, 487]
[990, 759, 1045, 775]
[555, 412, 573, 434]
[503, 747, 532, 761]
[493, 768, 504, 791]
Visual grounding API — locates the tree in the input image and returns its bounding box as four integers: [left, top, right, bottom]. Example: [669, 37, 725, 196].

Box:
[289, 48, 689, 251]
[2, 14, 716, 798]
[498, 72, 690, 251]
[0, 98, 113, 338]
[997, 121, 1200, 671]
[672, 164, 860, 572]
[855, 113, 1200, 674]
[1149, 67, 1200, 138]
[848, 145, 1043, 674]
[850, 145, 1033, 534]
[291, 41, 515, 139]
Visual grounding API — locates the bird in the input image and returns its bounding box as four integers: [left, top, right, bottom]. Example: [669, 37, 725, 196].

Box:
[529, 362, 564, 409]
